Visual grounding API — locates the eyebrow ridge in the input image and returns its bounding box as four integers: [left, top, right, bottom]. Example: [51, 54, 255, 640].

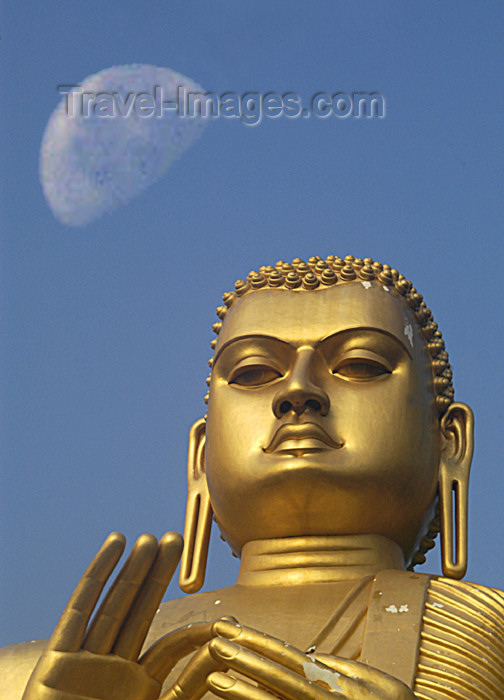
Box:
[213, 327, 412, 365]
[213, 333, 292, 365]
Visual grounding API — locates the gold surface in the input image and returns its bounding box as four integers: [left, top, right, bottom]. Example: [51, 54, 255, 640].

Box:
[2, 257, 501, 699]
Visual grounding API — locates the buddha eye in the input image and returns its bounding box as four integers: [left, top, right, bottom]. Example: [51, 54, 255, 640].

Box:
[333, 360, 391, 380]
[229, 365, 282, 387]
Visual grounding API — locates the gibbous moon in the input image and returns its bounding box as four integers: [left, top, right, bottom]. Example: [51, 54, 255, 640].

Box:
[40, 65, 208, 226]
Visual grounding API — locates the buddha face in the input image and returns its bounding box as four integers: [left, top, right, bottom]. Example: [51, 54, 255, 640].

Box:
[204, 281, 441, 564]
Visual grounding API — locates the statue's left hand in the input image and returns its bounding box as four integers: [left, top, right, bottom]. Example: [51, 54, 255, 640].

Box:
[22, 531, 184, 700]
[158, 618, 417, 699]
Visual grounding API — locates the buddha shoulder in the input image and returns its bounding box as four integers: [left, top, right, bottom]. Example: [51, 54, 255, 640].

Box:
[0, 639, 47, 699]
[415, 576, 504, 699]
[422, 575, 504, 643]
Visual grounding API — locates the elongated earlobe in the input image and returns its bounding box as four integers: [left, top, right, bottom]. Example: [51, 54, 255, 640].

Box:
[439, 402, 474, 579]
[179, 418, 213, 593]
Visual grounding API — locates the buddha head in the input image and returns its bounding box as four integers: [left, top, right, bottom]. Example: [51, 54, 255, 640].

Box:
[179, 256, 473, 592]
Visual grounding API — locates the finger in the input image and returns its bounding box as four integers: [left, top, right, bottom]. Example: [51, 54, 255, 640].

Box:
[83, 533, 158, 654]
[113, 532, 183, 660]
[207, 672, 275, 700]
[313, 654, 385, 683]
[159, 642, 225, 700]
[47, 532, 126, 652]
[212, 619, 323, 675]
[141, 616, 240, 683]
[313, 654, 414, 697]
[208, 638, 340, 700]
[140, 621, 215, 683]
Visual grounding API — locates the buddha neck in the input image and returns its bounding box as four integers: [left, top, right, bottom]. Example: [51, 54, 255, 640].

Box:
[236, 534, 405, 586]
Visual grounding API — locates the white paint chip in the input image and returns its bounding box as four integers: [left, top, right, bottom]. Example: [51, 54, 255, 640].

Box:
[386, 603, 409, 614]
[302, 659, 343, 692]
[361, 281, 372, 289]
[404, 323, 414, 347]
[383, 285, 389, 292]
[432, 602, 444, 609]
[214, 600, 221, 605]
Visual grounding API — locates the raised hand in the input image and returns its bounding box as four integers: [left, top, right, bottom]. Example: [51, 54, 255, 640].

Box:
[158, 619, 417, 699]
[22, 532, 184, 700]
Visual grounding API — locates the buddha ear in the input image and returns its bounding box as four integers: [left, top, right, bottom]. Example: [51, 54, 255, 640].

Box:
[439, 402, 474, 579]
[179, 418, 213, 593]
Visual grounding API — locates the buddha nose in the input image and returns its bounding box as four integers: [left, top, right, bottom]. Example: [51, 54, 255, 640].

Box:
[272, 347, 330, 418]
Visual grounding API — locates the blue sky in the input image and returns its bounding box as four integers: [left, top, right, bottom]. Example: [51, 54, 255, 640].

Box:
[2, 1, 503, 647]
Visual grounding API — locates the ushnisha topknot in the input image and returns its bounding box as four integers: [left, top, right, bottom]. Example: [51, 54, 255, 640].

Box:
[205, 255, 454, 418]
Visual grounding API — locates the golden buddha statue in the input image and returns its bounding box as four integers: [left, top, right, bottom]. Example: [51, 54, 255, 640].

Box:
[2, 255, 504, 699]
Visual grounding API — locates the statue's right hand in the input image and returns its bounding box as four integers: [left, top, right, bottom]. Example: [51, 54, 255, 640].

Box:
[22, 531, 183, 700]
